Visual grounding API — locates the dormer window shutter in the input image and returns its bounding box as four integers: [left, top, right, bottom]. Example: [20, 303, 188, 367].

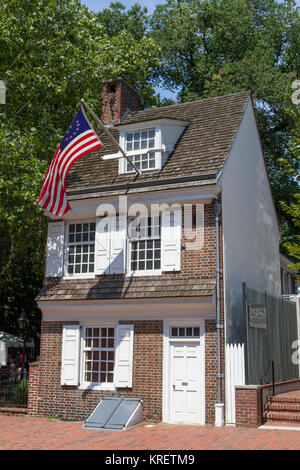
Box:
[46, 221, 65, 277]
[161, 208, 182, 272]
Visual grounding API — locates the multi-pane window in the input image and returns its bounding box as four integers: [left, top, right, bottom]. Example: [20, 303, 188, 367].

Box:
[126, 129, 155, 152]
[83, 327, 115, 384]
[170, 327, 200, 338]
[128, 216, 161, 272]
[125, 129, 156, 173]
[67, 222, 95, 275]
[126, 152, 156, 172]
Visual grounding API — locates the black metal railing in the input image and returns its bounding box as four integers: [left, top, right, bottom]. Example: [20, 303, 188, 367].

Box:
[0, 369, 28, 408]
[259, 359, 275, 421]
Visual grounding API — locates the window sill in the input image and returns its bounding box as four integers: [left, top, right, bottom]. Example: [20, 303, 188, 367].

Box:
[126, 270, 162, 277]
[79, 383, 116, 391]
[63, 274, 96, 280]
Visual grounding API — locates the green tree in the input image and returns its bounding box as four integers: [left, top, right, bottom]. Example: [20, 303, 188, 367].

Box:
[150, 0, 300, 234]
[279, 98, 300, 270]
[0, 0, 161, 338]
[96, 1, 149, 40]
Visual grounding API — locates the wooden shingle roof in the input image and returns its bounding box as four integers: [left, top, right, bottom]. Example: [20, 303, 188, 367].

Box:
[36, 278, 216, 302]
[66, 91, 250, 193]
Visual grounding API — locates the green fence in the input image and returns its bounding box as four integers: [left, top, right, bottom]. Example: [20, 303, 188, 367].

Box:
[244, 284, 299, 385]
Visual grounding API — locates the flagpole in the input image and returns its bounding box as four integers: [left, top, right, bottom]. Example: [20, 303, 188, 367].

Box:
[81, 98, 141, 175]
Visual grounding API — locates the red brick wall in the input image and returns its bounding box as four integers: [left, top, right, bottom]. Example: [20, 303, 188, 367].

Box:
[33, 320, 163, 422]
[235, 386, 262, 427]
[35, 203, 224, 423]
[27, 362, 41, 415]
[44, 203, 218, 286]
[29, 318, 221, 424]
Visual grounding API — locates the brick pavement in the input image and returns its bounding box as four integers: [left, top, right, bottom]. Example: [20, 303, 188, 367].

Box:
[1, 415, 300, 450]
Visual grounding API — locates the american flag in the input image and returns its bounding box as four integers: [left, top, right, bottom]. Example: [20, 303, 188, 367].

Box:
[38, 107, 102, 217]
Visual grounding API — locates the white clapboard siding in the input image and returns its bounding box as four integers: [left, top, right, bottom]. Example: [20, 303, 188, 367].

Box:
[61, 325, 81, 386]
[114, 324, 134, 388]
[110, 216, 126, 274]
[46, 221, 65, 277]
[161, 209, 182, 271]
[95, 217, 110, 274]
[225, 343, 245, 424]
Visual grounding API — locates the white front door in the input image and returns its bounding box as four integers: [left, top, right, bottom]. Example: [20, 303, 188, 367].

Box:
[169, 341, 204, 424]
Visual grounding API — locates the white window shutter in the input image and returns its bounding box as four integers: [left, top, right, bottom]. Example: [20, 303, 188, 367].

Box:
[46, 221, 65, 277]
[95, 217, 110, 274]
[114, 324, 134, 388]
[61, 325, 80, 386]
[161, 208, 182, 271]
[110, 216, 126, 274]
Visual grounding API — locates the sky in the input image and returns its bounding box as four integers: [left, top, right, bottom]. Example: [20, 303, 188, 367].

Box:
[82, 0, 167, 15]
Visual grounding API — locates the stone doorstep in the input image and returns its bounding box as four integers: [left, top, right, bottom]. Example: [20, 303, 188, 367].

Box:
[0, 406, 28, 416]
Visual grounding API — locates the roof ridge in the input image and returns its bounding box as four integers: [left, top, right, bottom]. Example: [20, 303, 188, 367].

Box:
[120, 90, 251, 120]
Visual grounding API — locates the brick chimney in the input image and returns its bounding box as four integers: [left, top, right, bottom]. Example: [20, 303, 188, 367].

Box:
[101, 78, 140, 126]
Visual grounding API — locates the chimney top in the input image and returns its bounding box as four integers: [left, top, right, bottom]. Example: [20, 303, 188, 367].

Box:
[101, 77, 140, 126]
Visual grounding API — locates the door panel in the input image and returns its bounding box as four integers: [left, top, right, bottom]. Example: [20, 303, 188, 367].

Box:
[169, 341, 204, 424]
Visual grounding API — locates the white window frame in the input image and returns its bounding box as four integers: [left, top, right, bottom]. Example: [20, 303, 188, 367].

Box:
[79, 323, 117, 391]
[63, 219, 96, 279]
[127, 215, 162, 277]
[124, 128, 159, 174]
[119, 126, 162, 174]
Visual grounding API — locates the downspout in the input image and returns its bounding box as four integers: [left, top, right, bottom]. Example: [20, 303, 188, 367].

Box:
[214, 200, 225, 427]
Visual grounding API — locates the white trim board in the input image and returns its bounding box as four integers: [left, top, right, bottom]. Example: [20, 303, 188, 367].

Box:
[38, 297, 216, 322]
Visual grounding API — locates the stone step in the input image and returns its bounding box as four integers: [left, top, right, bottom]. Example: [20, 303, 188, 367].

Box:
[265, 402, 300, 412]
[264, 410, 300, 422]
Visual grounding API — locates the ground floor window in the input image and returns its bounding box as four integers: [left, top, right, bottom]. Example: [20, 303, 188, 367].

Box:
[83, 327, 115, 384]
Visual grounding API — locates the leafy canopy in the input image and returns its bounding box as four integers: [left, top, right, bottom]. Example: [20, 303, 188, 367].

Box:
[0, 0, 161, 336]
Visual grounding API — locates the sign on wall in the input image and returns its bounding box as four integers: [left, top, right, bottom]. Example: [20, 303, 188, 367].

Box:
[248, 304, 267, 329]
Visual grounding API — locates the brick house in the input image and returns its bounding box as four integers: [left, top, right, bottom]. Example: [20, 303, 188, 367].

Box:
[32, 78, 281, 427]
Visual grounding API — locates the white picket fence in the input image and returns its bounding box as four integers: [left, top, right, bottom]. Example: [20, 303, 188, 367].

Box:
[225, 343, 245, 424]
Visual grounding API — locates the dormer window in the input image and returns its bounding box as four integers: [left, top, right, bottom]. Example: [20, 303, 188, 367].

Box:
[102, 118, 189, 175]
[124, 129, 156, 173]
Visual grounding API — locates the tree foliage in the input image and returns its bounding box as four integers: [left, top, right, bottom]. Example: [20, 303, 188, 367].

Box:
[279, 99, 300, 269]
[1, 0, 300, 339]
[150, 0, 300, 232]
[0, 0, 161, 337]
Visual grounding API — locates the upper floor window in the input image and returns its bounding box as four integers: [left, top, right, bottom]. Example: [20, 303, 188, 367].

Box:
[67, 222, 95, 275]
[128, 216, 161, 274]
[124, 129, 156, 173]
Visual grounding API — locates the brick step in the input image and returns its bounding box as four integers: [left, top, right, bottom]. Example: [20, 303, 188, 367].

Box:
[0, 406, 27, 416]
[268, 395, 300, 404]
[265, 402, 300, 412]
[264, 411, 300, 422]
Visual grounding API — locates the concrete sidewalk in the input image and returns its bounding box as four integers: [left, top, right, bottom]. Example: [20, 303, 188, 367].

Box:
[1, 415, 300, 450]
